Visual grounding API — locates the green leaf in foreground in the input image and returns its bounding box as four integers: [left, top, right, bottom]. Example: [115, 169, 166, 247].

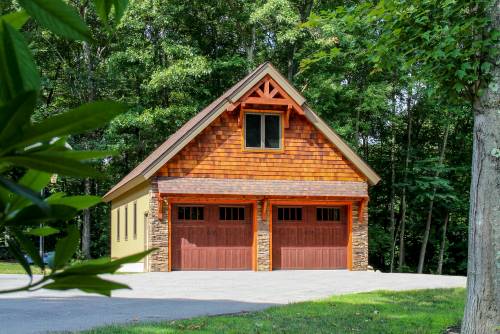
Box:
[43, 275, 130, 296]
[2, 154, 101, 178]
[0, 21, 40, 102]
[10, 229, 45, 269]
[8, 170, 51, 212]
[7, 238, 32, 278]
[27, 226, 60, 237]
[4, 204, 77, 227]
[0, 10, 30, 30]
[0, 176, 48, 211]
[53, 226, 80, 270]
[46, 194, 102, 211]
[18, 0, 92, 42]
[55, 249, 155, 277]
[93, 0, 129, 27]
[6, 101, 128, 151]
[0, 91, 37, 145]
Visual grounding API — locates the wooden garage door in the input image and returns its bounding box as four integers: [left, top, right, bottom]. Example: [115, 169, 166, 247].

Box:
[172, 204, 253, 270]
[272, 205, 348, 269]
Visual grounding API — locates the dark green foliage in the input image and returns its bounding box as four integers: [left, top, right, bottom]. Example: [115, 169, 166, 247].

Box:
[0, 0, 152, 295]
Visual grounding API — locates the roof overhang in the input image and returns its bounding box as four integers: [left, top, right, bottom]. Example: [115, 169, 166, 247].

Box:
[157, 177, 368, 198]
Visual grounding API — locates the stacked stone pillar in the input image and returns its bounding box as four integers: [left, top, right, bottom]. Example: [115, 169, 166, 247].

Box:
[256, 200, 270, 271]
[351, 200, 368, 270]
[147, 178, 169, 272]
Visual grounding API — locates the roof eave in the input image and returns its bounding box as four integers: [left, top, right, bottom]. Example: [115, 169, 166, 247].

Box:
[102, 175, 148, 202]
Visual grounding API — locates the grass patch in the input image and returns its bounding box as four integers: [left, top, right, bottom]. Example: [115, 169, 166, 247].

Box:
[0, 261, 43, 275]
[82, 288, 465, 334]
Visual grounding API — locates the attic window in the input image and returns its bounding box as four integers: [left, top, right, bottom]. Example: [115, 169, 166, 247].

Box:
[244, 113, 281, 149]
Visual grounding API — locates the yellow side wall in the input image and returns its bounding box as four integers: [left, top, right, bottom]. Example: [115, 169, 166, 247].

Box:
[110, 182, 150, 261]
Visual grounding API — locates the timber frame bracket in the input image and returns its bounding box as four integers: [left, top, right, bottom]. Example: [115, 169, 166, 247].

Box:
[229, 75, 304, 129]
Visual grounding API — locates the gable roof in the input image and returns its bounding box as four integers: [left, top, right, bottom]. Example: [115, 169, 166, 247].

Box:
[103, 62, 380, 202]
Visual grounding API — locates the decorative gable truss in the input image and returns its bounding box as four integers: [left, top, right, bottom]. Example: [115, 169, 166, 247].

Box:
[227, 75, 304, 129]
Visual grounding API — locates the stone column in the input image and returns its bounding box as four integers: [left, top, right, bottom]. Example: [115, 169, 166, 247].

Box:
[147, 177, 169, 272]
[351, 201, 368, 270]
[256, 200, 270, 271]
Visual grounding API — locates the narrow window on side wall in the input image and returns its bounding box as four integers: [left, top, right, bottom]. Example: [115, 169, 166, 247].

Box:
[133, 202, 137, 239]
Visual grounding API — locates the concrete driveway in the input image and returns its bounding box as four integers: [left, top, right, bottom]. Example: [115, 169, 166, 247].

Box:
[0, 271, 466, 333]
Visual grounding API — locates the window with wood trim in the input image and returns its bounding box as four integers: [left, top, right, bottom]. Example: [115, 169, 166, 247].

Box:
[133, 202, 137, 239]
[124, 205, 128, 240]
[116, 208, 120, 241]
[178, 206, 204, 221]
[277, 207, 303, 222]
[219, 207, 245, 221]
[316, 207, 341, 222]
[244, 113, 281, 149]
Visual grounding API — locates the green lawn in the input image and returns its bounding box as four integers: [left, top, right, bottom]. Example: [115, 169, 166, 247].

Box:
[0, 261, 43, 274]
[82, 288, 465, 334]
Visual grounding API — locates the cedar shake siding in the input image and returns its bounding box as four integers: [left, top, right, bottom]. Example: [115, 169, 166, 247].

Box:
[160, 111, 365, 182]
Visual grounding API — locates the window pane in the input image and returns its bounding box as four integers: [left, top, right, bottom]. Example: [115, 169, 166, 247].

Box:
[117, 209, 120, 240]
[245, 114, 261, 148]
[265, 115, 280, 148]
[328, 208, 334, 221]
[125, 206, 128, 239]
[133, 202, 137, 238]
[219, 207, 245, 220]
[297, 208, 302, 220]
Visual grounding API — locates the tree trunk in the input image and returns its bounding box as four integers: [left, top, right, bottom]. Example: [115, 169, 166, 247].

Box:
[389, 132, 396, 272]
[287, 0, 313, 81]
[417, 123, 449, 273]
[398, 92, 413, 272]
[80, 2, 94, 260]
[354, 108, 360, 147]
[462, 2, 500, 329]
[287, 44, 297, 81]
[82, 178, 91, 259]
[246, 25, 256, 68]
[437, 212, 449, 275]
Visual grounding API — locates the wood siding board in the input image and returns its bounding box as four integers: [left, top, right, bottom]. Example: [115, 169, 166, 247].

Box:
[162, 111, 364, 182]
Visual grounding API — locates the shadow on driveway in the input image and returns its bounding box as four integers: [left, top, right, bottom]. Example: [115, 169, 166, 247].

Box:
[0, 296, 276, 334]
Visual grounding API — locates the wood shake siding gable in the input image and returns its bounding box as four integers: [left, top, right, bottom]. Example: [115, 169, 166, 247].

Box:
[159, 111, 365, 181]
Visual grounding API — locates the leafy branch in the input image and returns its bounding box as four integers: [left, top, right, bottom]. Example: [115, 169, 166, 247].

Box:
[0, 0, 152, 296]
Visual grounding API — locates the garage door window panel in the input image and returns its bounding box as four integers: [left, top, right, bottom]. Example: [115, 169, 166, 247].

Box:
[219, 206, 245, 222]
[277, 207, 303, 222]
[177, 206, 204, 222]
[316, 207, 342, 222]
